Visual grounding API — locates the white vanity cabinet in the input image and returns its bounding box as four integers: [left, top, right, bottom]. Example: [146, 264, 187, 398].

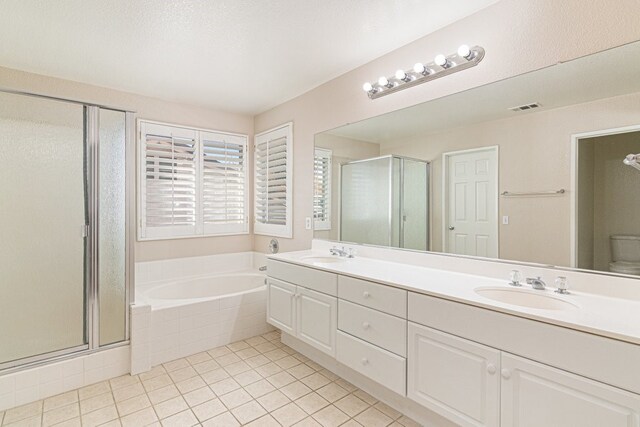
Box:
[266, 278, 297, 335]
[266, 260, 338, 356]
[407, 322, 501, 427]
[501, 354, 640, 427]
[296, 286, 337, 356]
[407, 292, 640, 427]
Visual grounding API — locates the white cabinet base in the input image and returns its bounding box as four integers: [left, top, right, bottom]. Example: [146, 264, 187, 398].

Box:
[267, 279, 296, 335]
[281, 332, 458, 427]
[501, 353, 640, 427]
[407, 322, 500, 427]
[297, 287, 337, 357]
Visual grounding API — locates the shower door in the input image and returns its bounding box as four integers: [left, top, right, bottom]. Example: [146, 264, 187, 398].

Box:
[0, 91, 130, 369]
[0, 92, 87, 366]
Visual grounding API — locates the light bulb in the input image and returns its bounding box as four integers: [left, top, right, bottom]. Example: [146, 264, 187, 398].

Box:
[413, 63, 426, 74]
[457, 44, 471, 58]
[378, 76, 389, 87]
[434, 54, 447, 67]
[362, 82, 373, 92]
[395, 69, 407, 80]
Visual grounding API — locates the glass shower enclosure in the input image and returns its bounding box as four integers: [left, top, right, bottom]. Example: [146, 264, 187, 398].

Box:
[340, 155, 429, 251]
[0, 90, 133, 370]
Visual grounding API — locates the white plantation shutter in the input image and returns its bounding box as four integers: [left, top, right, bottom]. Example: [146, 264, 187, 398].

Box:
[140, 122, 198, 239]
[254, 123, 293, 238]
[313, 148, 332, 230]
[201, 132, 248, 234]
[138, 121, 248, 240]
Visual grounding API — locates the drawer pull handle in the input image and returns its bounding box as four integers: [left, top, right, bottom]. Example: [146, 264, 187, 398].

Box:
[501, 368, 511, 379]
[487, 364, 496, 375]
[362, 322, 370, 330]
[363, 291, 371, 298]
[361, 358, 369, 365]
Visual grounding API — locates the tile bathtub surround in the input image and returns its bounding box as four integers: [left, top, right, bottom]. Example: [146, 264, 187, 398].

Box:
[0, 345, 130, 413]
[1, 331, 420, 426]
[135, 252, 266, 286]
[137, 290, 274, 368]
[133, 251, 274, 370]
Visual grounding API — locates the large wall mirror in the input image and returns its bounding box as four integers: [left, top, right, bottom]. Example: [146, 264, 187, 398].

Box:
[313, 41, 640, 278]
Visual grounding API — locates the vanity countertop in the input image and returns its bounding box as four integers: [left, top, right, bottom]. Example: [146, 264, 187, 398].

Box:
[267, 250, 640, 346]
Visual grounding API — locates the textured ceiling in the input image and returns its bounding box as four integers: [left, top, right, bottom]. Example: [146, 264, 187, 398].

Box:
[0, 0, 498, 114]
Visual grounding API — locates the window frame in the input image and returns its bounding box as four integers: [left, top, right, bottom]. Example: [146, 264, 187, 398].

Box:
[253, 122, 293, 238]
[313, 147, 332, 231]
[137, 119, 249, 241]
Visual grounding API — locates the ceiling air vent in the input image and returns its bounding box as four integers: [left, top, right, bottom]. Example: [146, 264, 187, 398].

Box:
[509, 102, 541, 112]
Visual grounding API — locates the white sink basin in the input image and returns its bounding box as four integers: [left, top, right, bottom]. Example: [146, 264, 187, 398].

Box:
[475, 287, 578, 311]
[300, 256, 345, 264]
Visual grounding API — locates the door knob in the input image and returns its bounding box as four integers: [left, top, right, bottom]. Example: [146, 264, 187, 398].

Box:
[501, 368, 511, 379]
[362, 322, 370, 330]
[449, 226, 455, 230]
[361, 358, 369, 365]
[362, 291, 370, 298]
[487, 364, 496, 375]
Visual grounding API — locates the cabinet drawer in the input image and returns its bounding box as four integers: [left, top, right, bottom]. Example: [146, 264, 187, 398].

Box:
[338, 300, 406, 356]
[268, 260, 337, 296]
[338, 276, 407, 318]
[336, 331, 406, 396]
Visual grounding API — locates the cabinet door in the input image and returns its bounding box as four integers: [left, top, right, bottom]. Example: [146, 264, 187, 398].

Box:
[407, 322, 500, 427]
[296, 286, 337, 356]
[501, 353, 640, 427]
[267, 278, 296, 335]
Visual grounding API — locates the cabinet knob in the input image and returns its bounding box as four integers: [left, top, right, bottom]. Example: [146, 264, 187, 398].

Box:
[362, 322, 370, 330]
[487, 364, 496, 375]
[363, 291, 370, 298]
[361, 358, 369, 365]
[501, 368, 511, 379]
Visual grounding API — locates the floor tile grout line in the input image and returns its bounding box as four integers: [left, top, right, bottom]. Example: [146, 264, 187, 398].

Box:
[2, 332, 416, 427]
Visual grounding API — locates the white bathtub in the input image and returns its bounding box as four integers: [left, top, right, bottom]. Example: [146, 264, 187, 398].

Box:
[132, 257, 274, 371]
[139, 272, 266, 306]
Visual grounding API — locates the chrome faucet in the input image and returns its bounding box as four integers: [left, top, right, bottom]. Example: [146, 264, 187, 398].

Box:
[330, 246, 354, 258]
[526, 276, 546, 290]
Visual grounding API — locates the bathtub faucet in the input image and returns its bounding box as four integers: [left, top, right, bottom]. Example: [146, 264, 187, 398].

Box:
[259, 266, 267, 271]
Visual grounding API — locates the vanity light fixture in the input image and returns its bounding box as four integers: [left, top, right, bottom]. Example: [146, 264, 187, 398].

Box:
[362, 44, 485, 99]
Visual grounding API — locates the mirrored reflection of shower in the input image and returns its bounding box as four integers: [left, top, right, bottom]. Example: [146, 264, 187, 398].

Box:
[340, 155, 429, 251]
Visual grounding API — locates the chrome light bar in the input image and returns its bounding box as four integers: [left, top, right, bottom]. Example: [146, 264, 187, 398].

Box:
[363, 44, 485, 100]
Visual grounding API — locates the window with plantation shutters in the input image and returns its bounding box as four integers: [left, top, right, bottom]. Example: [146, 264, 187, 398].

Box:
[201, 132, 247, 235]
[254, 123, 293, 238]
[138, 121, 248, 240]
[313, 148, 332, 230]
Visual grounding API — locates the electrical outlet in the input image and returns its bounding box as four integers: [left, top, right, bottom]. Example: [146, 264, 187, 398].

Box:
[502, 215, 509, 225]
[305, 217, 312, 230]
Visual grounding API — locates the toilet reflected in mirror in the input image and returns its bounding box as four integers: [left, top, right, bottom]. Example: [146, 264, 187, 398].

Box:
[610, 235, 640, 275]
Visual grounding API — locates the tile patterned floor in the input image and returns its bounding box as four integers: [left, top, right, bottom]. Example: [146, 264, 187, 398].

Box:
[0, 331, 421, 427]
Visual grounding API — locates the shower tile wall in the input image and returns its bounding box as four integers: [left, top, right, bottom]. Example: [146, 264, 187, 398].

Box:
[0, 346, 130, 411]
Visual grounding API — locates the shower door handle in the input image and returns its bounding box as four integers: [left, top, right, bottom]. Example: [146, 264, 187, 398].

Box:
[448, 226, 455, 231]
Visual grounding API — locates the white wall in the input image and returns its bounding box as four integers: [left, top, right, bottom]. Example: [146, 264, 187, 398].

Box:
[253, 0, 640, 253]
